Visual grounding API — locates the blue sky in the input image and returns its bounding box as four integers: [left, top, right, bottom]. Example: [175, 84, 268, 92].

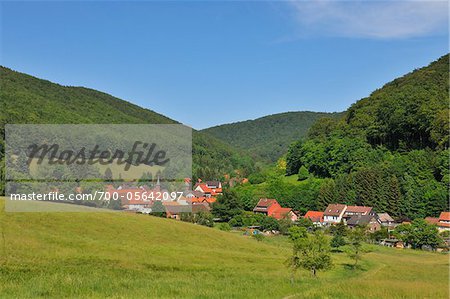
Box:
[1, 1, 448, 129]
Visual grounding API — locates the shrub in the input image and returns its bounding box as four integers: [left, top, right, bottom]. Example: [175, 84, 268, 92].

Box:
[252, 233, 264, 242]
[217, 223, 231, 231]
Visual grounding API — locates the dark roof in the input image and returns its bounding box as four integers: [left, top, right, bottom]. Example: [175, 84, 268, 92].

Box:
[205, 181, 220, 187]
[164, 205, 192, 214]
[347, 214, 379, 226]
[253, 198, 278, 210]
[184, 190, 205, 198]
[192, 203, 210, 213]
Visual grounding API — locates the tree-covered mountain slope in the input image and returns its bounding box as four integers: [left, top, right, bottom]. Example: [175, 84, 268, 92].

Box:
[284, 54, 449, 219]
[345, 53, 449, 150]
[202, 111, 343, 162]
[0, 66, 255, 182]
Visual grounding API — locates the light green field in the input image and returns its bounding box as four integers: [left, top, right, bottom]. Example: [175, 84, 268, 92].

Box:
[0, 198, 448, 298]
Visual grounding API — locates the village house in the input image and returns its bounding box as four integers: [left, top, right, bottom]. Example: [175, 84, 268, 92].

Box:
[378, 213, 395, 227]
[163, 201, 210, 219]
[346, 214, 382, 232]
[378, 212, 396, 233]
[163, 202, 191, 219]
[106, 185, 152, 212]
[253, 199, 298, 221]
[184, 178, 218, 207]
[108, 177, 220, 219]
[437, 212, 450, 232]
[323, 204, 347, 224]
[303, 211, 324, 226]
[187, 196, 216, 205]
[194, 180, 223, 197]
[323, 204, 377, 226]
[342, 205, 375, 222]
[424, 212, 450, 232]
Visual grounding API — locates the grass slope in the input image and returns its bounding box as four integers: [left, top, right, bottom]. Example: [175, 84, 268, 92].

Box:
[0, 198, 448, 298]
[202, 111, 343, 162]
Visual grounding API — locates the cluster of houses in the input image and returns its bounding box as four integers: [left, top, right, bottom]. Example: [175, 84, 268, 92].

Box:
[108, 178, 222, 219]
[425, 212, 450, 232]
[252, 199, 450, 234]
[249, 199, 399, 242]
[253, 198, 299, 221]
[110, 178, 450, 235]
[252, 199, 395, 232]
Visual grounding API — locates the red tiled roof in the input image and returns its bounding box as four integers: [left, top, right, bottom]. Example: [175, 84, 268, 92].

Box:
[324, 204, 346, 216]
[439, 212, 450, 221]
[438, 222, 450, 228]
[425, 217, 440, 225]
[271, 207, 292, 220]
[197, 184, 212, 193]
[304, 211, 324, 222]
[196, 183, 222, 195]
[190, 197, 217, 204]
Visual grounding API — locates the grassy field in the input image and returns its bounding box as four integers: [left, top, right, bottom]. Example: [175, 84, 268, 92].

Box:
[0, 198, 448, 298]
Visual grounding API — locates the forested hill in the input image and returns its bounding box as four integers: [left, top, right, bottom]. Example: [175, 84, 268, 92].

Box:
[285, 54, 449, 219]
[0, 66, 255, 183]
[345, 53, 449, 151]
[202, 111, 342, 162]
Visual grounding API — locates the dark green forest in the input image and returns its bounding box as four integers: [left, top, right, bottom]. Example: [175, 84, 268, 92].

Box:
[0, 66, 255, 195]
[203, 111, 342, 162]
[284, 54, 449, 219]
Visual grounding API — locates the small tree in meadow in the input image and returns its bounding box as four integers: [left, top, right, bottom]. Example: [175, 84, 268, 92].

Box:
[331, 235, 346, 250]
[329, 221, 347, 251]
[288, 226, 307, 241]
[286, 231, 332, 280]
[347, 226, 366, 267]
[330, 221, 347, 237]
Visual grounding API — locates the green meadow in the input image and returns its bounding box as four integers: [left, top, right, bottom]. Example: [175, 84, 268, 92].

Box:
[0, 198, 448, 299]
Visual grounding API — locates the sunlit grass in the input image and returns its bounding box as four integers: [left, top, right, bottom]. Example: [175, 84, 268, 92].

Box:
[0, 198, 448, 298]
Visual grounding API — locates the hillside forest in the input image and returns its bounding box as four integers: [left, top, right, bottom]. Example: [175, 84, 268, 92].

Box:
[232, 54, 449, 220]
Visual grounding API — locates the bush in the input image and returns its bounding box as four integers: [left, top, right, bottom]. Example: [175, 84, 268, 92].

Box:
[217, 223, 231, 231]
[180, 212, 214, 227]
[278, 219, 293, 235]
[252, 233, 265, 242]
[331, 235, 346, 248]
